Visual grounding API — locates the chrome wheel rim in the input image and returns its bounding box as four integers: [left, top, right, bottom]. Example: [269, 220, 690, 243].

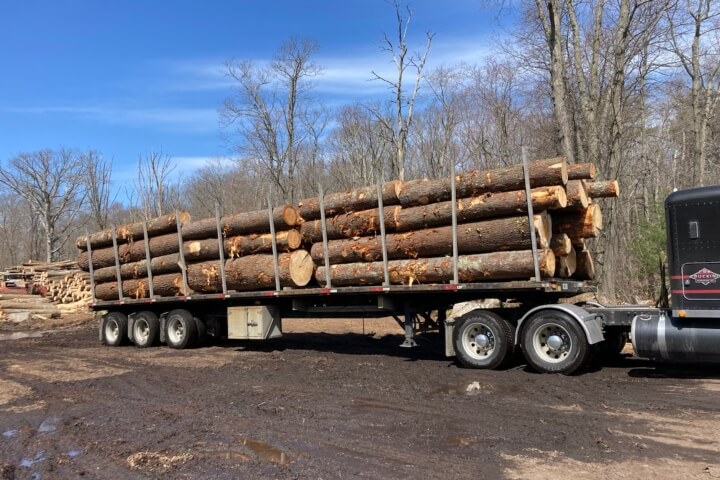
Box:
[105, 319, 119, 343]
[167, 318, 185, 344]
[135, 320, 149, 344]
[462, 323, 495, 360]
[533, 322, 572, 363]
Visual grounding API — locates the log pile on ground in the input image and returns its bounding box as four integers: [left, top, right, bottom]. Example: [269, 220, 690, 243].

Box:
[301, 157, 618, 286]
[77, 208, 314, 301]
[0, 293, 60, 323]
[8, 260, 93, 313]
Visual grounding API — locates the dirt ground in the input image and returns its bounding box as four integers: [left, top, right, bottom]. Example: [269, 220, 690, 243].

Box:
[1, 315, 719, 480]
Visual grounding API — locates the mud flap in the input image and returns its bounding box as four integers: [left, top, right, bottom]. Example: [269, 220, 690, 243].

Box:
[99, 315, 106, 345]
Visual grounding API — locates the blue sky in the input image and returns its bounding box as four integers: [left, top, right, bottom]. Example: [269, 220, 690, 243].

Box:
[0, 1, 514, 183]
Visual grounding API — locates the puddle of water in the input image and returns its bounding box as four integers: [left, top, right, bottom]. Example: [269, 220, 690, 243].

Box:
[20, 451, 45, 468]
[2, 429, 17, 438]
[67, 449, 82, 458]
[31, 473, 41, 480]
[448, 436, 478, 446]
[238, 436, 293, 464]
[0, 331, 45, 341]
[216, 451, 251, 462]
[38, 417, 60, 433]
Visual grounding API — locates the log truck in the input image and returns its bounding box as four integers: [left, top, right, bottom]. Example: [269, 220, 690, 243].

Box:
[91, 183, 720, 375]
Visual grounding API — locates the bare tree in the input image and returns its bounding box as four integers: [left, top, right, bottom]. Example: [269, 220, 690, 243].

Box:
[0, 149, 87, 262]
[370, 1, 434, 181]
[132, 150, 182, 220]
[83, 150, 114, 230]
[668, 0, 720, 186]
[222, 37, 323, 203]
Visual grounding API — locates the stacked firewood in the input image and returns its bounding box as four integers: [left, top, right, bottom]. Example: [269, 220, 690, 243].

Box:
[76, 209, 315, 301]
[299, 157, 617, 286]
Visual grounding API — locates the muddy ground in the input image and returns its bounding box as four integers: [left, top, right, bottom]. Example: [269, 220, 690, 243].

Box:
[0, 316, 719, 480]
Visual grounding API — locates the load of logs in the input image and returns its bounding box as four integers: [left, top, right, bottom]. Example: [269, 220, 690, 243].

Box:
[76, 156, 618, 300]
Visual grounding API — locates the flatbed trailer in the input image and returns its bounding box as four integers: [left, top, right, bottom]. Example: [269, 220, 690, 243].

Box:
[89, 161, 720, 374]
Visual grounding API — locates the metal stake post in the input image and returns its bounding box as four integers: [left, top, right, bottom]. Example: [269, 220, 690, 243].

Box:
[215, 203, 228, 295]
[376, 179, 390, 286]
[110, 227, 123, 301]
[175, 212, 190, 296]
[318, 185, 332, 288]
[450, 160, 460, 284]
[142, 221, 155, 298]
[522, 147, 542, 281]
[267, 198, 281, 292]
[84, 229, 96, 303]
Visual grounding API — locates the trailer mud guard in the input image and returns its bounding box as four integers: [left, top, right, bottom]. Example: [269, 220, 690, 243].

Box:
[515, 304, 604, 346]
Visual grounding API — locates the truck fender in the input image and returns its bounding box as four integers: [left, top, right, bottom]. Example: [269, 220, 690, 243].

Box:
[515, 304, 604, 346]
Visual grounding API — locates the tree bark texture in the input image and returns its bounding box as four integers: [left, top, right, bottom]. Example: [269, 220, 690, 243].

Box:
[180, 205, 299, 240]
[298, 181, 402, 220]
[566, 163, 596, 180]
[552, 204, 603, 239]
[94, 273, 186, 301]
[585, 180, 620, 198]
[310, 215, 551, 265]
[397, 157, 568, 208]
[187, 250, 314, 292]
[79, 230, 302, 271]
[314, 249, 556, 286]
[76, 212, 191, 250]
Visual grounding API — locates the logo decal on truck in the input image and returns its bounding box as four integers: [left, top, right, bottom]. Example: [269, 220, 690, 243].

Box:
[690, 268, 720, 285]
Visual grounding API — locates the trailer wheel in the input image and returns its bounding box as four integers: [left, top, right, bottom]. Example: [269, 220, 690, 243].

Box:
[521, 311, 590, 374]
[453, 311, 514, 369]
[133, 311, 160, 348]
[102, 312, 128, 347]
[165, 309, 197, 349]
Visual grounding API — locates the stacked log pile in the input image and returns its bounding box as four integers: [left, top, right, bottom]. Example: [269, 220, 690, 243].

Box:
[300, 157, 618, 286]
[0, 293, 60, 323]
[77, 209, 315, 301]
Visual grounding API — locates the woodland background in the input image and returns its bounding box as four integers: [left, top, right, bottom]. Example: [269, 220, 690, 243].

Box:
[1, 0, 718, 301]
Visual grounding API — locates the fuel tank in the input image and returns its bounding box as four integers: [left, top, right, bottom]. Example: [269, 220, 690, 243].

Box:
[632, 312, 720, 363]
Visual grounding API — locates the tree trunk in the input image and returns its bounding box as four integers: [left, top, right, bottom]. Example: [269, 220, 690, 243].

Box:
[549, 233, 572, 256]
[300, 207, 401, 243]
[585, 180, 620, 198]
[94, 273, 186, 301]
[310, 215, 551, 265]
[573, 248, 595, 280]
[76, 212, 191, 250]
[552, 204, 603, 238]
[555, 247, 577, 278]
[566, 163, 596, 180]
[315, 249, 556, 286]
[565, 180, 589, 209]
[180, 205, 299, 240]
[187, 250, 314, 292]
[397, 157, 568, 207]
[297, 181, 403, 220]
[79, 230, 302, 271]
[92, 252, 183, 283]
[395, 186, 567, 232]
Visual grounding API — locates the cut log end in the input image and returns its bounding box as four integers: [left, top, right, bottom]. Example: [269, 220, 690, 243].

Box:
[566, 180, 589, 209]
[289, 250, 315, 287]
[550, 233, 572, 256]
[567, 163, 597, 180]
[280, 205, 300, 227]
[555, 248, 577, 278]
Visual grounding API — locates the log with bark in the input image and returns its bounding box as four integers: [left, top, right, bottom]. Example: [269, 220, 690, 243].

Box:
[397, 157, 568, 208]
[79, 230, 302, 271]
[315, 249, 556, 286]
[300, 207, 401, 244]
[310, 214, 551, 265]
[565, 180, 589, 210]
[75, 212, 191, 250]
[187, 250, 315, 292]
[94, 273, 187, 301]
[567, 163, 596, 180]
[549, 233, 572, 256]
[552, 204, 603, 239]
[180, 205, 300, 240]
[573, 248, 596, 280]
[297, 181, 403, 220]
[555, 248, 577, 278]
[585, 180, 620, 198]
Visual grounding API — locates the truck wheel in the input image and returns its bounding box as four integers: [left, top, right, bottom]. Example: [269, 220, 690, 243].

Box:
[521, 311, 590, 374]
[102, 312, 128, 347]
[597, 328, 628, 360]
[133, 311, 160, 348]
[165, 309, 197, 349]
[453, 311, 514, 369]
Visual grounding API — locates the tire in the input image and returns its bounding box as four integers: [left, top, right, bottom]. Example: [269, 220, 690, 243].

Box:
[165, 309, 197, 349]
[521, 311, 590, 374]
[194, 317, 208, 346]
[453, 311, 514, 369]
[132, 311, 160, 348]
[596, 328, 629, 360]
[102, 312, 128, 347]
